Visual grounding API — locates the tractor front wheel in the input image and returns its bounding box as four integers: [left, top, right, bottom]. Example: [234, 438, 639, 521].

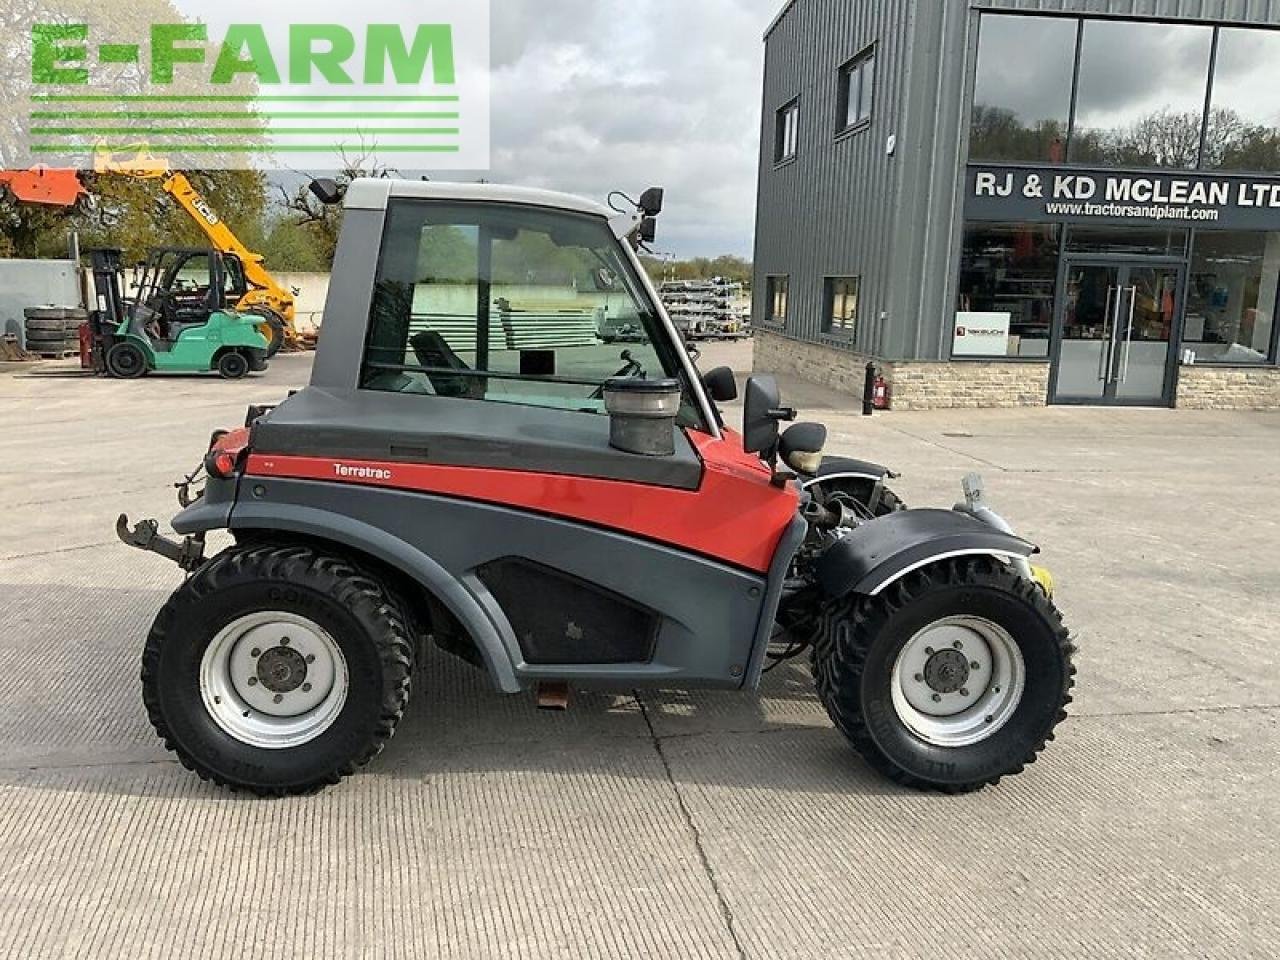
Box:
[812, 556, 1074, 792]
[217, 350, 250, 380]
[105, 341, 147, 379]
[142, 544, 414, 795]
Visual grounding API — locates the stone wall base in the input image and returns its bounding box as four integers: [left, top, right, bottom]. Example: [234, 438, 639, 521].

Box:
[1175, 365, 1280, 410]
[752, 330, 1050, 410]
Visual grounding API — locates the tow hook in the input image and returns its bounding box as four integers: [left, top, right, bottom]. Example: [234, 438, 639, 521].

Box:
[116, 514, 206, 571]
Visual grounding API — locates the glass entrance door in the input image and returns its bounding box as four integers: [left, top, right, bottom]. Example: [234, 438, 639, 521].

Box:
[1053, 261, 1180, 405]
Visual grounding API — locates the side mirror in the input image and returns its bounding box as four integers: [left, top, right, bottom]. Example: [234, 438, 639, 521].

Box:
[779, 422, 827, 475]
[639, 186, 664, 215]
[702, 366, 737, 403]
[637, 216, 657, 244]
[308, 178, 343, 205]
[743, 374, 795, 457]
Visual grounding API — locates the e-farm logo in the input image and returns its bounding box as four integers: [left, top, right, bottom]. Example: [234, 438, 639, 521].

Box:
[17, 2, 490, 171]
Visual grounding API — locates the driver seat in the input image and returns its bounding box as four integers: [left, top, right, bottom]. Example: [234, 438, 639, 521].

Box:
[410, 330, 475, 398]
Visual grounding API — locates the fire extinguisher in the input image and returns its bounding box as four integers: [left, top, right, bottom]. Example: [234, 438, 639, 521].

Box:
[873, 374, 890, 410]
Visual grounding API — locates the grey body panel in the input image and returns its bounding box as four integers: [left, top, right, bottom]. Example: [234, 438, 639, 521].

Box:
[815, 508, 1036, 598]
[218, 478, 770, 692]
[743, 512, 809, 689]
[170, 495, 231, 535]
[251, 387, 702, 489]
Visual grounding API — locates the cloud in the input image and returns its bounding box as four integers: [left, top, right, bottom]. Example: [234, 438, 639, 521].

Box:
[465, 0, 778, 256]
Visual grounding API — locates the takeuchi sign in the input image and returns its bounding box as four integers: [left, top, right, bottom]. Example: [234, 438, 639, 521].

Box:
[964, 165, 1280, 230]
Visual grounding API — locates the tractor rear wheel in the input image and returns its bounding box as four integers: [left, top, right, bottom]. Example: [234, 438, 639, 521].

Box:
[217, 350, 250, 380]
[105, 341, 147, 379]
[812, 556, 1074, 792]
[142, 544, 414, 795]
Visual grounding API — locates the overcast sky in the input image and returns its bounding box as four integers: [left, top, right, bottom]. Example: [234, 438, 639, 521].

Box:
[175, 0, 782, 257]
[473, 0, 780, 257]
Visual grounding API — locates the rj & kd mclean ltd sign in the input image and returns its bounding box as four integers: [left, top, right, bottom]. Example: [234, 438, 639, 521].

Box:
[965, 165, 1280, 230]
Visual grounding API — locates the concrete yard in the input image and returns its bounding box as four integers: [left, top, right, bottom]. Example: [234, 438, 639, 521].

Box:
[1, 344, 1278, 958]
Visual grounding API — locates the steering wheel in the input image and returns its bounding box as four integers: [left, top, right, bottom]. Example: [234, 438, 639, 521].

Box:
[590, 350, 646, 400]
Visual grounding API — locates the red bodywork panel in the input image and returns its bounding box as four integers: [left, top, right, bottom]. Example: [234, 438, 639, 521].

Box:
[243, 428, 799, 573]
[0, 167, 87, 206]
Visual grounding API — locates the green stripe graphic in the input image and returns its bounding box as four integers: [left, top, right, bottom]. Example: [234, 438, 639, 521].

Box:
[31, 94, 459, 103]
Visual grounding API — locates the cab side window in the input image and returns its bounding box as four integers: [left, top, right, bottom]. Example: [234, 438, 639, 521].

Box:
[360, 200, 701, 426]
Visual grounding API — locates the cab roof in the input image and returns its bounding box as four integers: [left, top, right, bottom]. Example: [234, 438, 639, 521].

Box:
[343, 178, 614, 219]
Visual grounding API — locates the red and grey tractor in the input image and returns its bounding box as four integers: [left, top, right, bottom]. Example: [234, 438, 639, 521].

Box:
[119, 178, 1074, 796]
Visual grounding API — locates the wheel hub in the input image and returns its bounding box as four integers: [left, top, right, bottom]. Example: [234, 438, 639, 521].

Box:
[256, 646, 307, 693]
[923, 648, 969, 694]
[890, 615, 1027, 747]
[199, 611, 349, 749]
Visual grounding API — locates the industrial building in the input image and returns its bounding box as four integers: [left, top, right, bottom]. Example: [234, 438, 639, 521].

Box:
[752, 0, 1280, 408]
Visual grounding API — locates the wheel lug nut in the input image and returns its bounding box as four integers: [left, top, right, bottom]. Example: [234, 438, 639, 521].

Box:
[953, 640, 963, 650]
[914, 673, 924, 682]
[960, 688, 969, 697]
[306, 654, 315, 663]
[924, 647, 934, 655]
[302, 683, 312, 692]
[280, 637, 291, 646]
[985, 715, 994, 724]
[250, 648, 261, 658]
[273, 693, 283, 703]
[247, 677, 258, 686]
[931, 693, 941, 703]
[970, 661, 980, 670]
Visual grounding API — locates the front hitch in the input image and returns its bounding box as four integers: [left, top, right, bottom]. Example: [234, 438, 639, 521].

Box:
[116, 514, 206, 571]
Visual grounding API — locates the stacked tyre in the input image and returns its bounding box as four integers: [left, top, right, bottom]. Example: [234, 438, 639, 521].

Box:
[23, 307, 86, 357]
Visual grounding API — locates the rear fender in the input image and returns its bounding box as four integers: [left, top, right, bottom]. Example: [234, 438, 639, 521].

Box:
[815, 508, 1036, 598]
[169, 499, 521, 693]
[800, 455, 892, 489]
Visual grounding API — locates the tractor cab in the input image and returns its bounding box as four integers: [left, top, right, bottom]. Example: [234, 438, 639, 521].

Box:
[133, 247, 248, 343]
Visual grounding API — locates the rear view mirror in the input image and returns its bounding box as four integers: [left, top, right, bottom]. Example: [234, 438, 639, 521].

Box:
[702, 366, 737, 403]
[638, 216, 657, 244]
[308, 178, 343, 205]
[743, 375, 782, 456]
[639, 187, 665, 216]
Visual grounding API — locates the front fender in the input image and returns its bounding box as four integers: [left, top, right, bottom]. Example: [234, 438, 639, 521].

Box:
[801, 455, 892, 488]
[174, 498, 520, 694]
[815, 508, 1036, 598]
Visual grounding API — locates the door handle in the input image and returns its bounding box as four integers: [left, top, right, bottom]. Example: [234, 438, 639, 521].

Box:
[1098, 285, 1116, 381]
[1119, 285, 1137, 384]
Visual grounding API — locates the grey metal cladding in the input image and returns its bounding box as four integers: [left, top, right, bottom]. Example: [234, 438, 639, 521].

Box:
[753, 0, 917, 355]
[970, 0, 1280, 25]
[310, 208, 386, 389]
[231, 479, 769, 691]
[252, 387, 703, 489]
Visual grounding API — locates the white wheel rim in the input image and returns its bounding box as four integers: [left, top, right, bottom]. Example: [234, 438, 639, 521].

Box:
[199, 611, 349, 749]
[890, 615, 1025, 747]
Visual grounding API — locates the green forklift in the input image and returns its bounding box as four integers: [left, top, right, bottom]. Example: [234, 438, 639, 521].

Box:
[87, 247, 271, 379]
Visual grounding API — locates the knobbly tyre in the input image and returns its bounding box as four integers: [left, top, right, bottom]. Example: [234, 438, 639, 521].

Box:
[118, 178, 1074, 796]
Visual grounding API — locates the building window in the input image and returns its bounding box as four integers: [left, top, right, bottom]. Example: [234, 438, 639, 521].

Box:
[765, 275, 789, 325]
[837, 48, 875, 133]
[775, 99, 799, 163]
[955, 222, 1059, 358]
[824, 277, 859, 338]
[1069, 19, 1214, 168]
[970, 14, 1076, 163]
[1204, 29, 1280, 173]
[1184, 231, 1280, 364]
